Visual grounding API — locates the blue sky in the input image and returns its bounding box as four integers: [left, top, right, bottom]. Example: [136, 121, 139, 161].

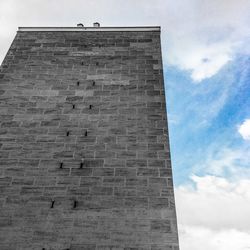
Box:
[1, 0, 250, 249]
[167, 54, 250, 185]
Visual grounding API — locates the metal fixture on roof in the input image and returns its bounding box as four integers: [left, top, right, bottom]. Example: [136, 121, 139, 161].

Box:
[77, 23, 84, 27]
[93, 22, 100, 27]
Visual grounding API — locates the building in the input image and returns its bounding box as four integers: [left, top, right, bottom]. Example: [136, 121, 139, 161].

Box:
[0, 24, 179, 250]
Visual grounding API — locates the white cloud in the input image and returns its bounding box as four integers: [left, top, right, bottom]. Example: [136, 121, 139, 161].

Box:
[163, 0, 250, 82]
[179, 225, 250, 250]
[175, 142, 250, 249]
[193, 146, 250, 177]
[238, 119, 250, 140]
[176, 175, 250, 231]
[168, 41, 233, 82]
[175, 175, 250, 250]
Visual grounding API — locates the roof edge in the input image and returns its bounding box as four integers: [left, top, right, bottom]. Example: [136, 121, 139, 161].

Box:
[18, 26, 161, 32]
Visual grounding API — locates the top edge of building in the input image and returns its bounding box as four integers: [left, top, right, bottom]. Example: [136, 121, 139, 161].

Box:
[18, 26, 161, 32]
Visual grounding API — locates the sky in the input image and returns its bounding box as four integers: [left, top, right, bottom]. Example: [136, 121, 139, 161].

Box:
[0, 0, 250, 249]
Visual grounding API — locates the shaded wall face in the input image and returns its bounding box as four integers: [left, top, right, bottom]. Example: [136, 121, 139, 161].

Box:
[0, 30, 179, 250]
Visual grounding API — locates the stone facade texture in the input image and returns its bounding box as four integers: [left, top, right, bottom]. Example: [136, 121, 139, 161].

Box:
[0, 28, 179, 250]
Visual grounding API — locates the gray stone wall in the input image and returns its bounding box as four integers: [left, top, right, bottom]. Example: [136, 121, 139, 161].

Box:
[0, 30, 179, 250]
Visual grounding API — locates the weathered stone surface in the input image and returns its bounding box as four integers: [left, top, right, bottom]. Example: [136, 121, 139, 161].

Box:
[0, 29, 179, 249]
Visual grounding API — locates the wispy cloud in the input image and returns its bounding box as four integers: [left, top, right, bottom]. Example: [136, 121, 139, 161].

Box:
[192, 145, 250, 178]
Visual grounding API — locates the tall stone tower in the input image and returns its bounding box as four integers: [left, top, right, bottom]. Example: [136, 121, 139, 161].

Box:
[0, 25, 179, 250]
